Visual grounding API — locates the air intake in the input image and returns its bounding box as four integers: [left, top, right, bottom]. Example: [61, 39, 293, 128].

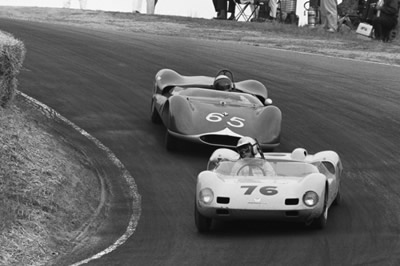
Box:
[285, 198, 299, 205]
[216, 209, 230, 215]
[217, 197, 230, 204]
[200, 135, 240, 147]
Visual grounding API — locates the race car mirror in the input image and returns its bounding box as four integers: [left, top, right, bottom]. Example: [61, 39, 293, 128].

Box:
[264, 98, 273, 106]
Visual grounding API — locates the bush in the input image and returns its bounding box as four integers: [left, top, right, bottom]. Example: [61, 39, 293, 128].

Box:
[0, 31, 26, 108]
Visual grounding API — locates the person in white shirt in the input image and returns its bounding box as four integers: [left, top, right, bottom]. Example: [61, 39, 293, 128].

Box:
[320, 0, 338, 32]
[133, 0, 158, 14]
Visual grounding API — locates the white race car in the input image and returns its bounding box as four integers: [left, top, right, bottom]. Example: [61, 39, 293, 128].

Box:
[194, 148, 343, 232]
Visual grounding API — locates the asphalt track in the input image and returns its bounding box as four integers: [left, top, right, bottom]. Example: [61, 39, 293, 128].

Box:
[2, 18, 400, 266]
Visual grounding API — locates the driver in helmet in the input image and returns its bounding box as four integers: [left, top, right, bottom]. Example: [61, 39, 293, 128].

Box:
[236, 136, 260, 159]
[213, 75, 233, 91]
[234, 136, 274, 176]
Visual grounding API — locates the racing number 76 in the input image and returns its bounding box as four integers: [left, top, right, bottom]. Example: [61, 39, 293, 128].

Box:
[241, 186, 278, 196]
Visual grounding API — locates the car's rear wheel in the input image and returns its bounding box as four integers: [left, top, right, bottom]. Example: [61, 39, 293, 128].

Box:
[195, 202, 212, 233]
[150, 98, 162, 124]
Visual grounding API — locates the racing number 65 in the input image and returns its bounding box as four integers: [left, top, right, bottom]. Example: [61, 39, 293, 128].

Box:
[241, 186, 278, 196]
[206, 113, 245, 128]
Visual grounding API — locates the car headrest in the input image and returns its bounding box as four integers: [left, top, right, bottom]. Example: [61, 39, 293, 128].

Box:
[291, 148, 308, 161]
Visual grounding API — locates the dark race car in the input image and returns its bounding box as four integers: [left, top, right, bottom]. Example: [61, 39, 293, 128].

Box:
[150, 69, 282, 151]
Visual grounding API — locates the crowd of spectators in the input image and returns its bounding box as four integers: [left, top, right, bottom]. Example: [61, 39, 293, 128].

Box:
[143, 0, 398, 42]
[212, 0, 279, 21]
[210, 0, 398, 42]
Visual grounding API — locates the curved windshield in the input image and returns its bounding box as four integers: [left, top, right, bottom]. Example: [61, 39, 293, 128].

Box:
[178, 88, 263, 107]
[211, 159, 319, 177]
[212, 158, 275, 177]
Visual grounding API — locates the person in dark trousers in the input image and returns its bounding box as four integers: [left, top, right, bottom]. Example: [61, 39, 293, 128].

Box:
[372, 0, 399, 42]
[213, 0, 236, 20]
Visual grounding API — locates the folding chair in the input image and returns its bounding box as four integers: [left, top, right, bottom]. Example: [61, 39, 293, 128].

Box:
[234, 0, 259, 22]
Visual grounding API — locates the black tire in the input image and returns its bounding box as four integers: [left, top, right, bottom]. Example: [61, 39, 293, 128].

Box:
[194, 202, 212, 233]
[309, 189, 328, 229]
[165, 131, 179, 151]
[333, 188, 342, 206]
[150, 98, 162, 124]
[311, 207, 328, 229]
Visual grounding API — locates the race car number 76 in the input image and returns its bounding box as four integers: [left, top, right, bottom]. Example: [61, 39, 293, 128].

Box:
[206, 113, 245, 128]
[241, 186, 278, 196]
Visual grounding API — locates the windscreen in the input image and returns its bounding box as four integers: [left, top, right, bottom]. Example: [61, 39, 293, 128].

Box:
[178, 88, 263, 107]
[212, 159, 275, 177]
[212, 159, 319, 177]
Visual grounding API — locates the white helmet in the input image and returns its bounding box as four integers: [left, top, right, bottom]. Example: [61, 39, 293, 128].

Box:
[236, 136, 258, 158]
[213, 75, 233, 91]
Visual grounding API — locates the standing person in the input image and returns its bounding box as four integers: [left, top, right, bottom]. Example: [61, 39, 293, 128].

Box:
[320, 0, 338, 32]
[147, 0, 158, 14]
[228, 0, 236, 20]
[133, 0, 158, 14]
[372, 0, 399, 42]
[213, 0, 226, 19]
[268, 0, 278, 20]
[132, 0, 143, 13]
[213, 0, 236, 19]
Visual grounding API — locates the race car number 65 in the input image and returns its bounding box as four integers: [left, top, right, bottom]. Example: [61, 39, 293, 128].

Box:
[206, 113, 245, 128]
[241, 186, 278, 196]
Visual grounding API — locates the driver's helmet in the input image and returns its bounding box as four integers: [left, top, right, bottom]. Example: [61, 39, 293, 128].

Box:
[213, 75, 233, 91]
[236, 136, 258, 158]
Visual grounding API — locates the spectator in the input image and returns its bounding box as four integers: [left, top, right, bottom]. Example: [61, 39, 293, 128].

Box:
[268, 0, 279, 20]
[132, 0, 158, 14]
[213, 0, 236, 20]
[240, 0, 277, 21]
[237, 0, 258, 20]
[320, 0, 339, 32]
[372, 0, 399, 42]
[280, 0, 297, 23]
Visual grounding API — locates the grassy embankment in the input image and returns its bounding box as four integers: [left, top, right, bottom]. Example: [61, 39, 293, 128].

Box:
[0, 30, 101, 266]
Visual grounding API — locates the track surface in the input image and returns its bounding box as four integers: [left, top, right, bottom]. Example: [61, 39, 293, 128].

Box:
[2, 18, 400, 266]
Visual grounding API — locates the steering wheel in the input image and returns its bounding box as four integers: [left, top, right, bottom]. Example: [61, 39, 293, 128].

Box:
[236, 164, 266, 176]
[216, 69, 235, 84]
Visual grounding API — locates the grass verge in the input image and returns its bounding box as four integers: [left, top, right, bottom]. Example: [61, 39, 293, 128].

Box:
[0, 99, 101, 266]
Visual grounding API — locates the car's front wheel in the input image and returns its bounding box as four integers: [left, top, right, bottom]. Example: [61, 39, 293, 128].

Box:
[195, 202, 212, 233]
[333, 188, 342, 206]
[310, 189, 328, 229]
[165, 131, 179, 151]
[311, 206, 328, 229]
[150, 98, 162, 124]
